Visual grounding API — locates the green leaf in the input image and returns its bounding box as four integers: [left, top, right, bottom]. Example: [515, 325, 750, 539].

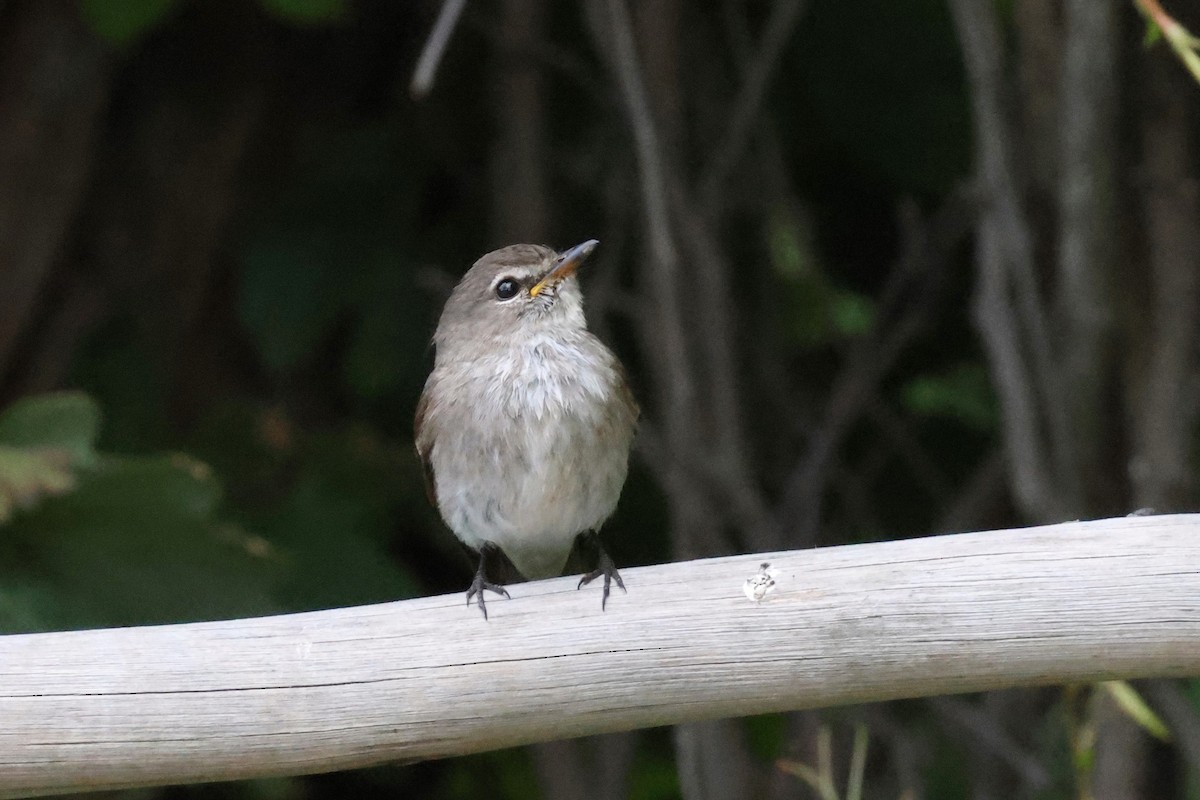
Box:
[1143, 19, 1164, 47]
[627, 753, 681, 800]
[80, 0, 181, 47]
[265, 470, 419, 610]
[0, 447, 77, 524]
[830, 290, 875, 337]
[257, 0, 348, 25]
[0, 392, 101, 523]
[87, 453, 223, 519]
[0, 578, 63, 633]
[902, 363, 999, 431]
[745, 713, 788, 761]
[0, 391, 100, 463]
[1187, 677, 1200, 711]
[71, 326, 170, 451]
[768, 210, 817, 282]
[767, 210, 836, 346]
[1, 454, 278, 631]
[1102, 681, 1172, 742]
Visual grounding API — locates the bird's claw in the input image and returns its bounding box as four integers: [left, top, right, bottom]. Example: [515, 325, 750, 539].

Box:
[577, 549, 626, 611]
[466, 576, 510, 620]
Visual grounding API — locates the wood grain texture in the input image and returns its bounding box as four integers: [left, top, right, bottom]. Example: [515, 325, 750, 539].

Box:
[2, 514, 1199, 797]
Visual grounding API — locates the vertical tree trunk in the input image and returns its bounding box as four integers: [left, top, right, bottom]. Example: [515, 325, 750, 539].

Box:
[490, 0, 548, 244]
[1055, 0, 1120, 513]
[0, 0, 111, 391]
[1127, 54, 1200, 512]
[676, 718, 757, 800]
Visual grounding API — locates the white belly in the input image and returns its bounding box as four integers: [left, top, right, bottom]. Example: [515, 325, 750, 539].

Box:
[427, 335, 636, 579]
[435, 410, 630, 578]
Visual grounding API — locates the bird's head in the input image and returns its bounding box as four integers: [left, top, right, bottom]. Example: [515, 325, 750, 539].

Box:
[434, 240, 598, 350]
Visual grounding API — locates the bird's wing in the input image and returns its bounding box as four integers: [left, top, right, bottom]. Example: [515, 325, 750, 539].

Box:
[614, 359, 641, 422]
[413, 385, 438, 508]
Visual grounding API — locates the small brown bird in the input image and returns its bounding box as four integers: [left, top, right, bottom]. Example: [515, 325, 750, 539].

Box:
[415, 240, 638, 618]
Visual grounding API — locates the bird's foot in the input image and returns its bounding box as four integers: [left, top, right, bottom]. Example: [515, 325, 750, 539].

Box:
[466, 572, 510, 620]
[577, 547, 626, 611]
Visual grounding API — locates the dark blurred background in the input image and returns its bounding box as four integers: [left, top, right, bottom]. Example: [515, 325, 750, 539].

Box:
[1, 0, 1199, 797]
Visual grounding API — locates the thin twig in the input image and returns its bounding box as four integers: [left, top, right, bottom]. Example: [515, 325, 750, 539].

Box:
[774, 191, 973, 541]
[866, 401, 956, 505]
[700, 0, 809, 207]
[410, 0, 469, 99]
[846, 724, 868, 800]
[587, 0, 678, 282]
[1134, 0, 1200, 84]
[947, 0, 1074, 519]
[936, 449, 1008, 532]
[672, 195, 780, 549]
[584, 0, 719, 560]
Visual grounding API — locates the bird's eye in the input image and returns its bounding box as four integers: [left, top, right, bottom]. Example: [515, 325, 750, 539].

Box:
[495, 277, 520, 300]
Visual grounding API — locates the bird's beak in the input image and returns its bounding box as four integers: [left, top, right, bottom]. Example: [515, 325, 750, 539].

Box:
[529, 239, 599, 298]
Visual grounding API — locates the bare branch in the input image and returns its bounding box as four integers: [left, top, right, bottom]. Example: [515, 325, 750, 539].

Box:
[1056, 0, 1119, 504]
[700, 0, 809, 205]
[532, 734, 637, 800]
[948, 0, 1075, 518]
[676, 719, 756, 800]
[971, 223, 1064, 519]
[490, 0, 549, 243]
[585, 0, 679, 285]
[866, 401, 955, 505]
[410, 0, 469, 99]
[775, 192, 973, 542]
[672, 197, 780, 550]
[583, 0, 722, 558]
[1133, 0, 1200, 85]
[1129, 58, 1200, 509]
[936, 449, 1009, 533]
[0, 2, 111, 384]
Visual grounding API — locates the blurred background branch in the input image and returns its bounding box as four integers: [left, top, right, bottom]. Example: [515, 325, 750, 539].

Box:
[1135, 0, 1200, 84]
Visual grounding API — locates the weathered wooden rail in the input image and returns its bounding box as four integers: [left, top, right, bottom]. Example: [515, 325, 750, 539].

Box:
[2, 514, 1198, 797]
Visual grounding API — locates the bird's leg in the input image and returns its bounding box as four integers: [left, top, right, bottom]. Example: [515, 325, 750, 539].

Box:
[465, 543, 511, 620]
[576, 530, 626, 610]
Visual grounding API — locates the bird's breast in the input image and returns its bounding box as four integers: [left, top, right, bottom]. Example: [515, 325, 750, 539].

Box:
[427, 334, 636, 578]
